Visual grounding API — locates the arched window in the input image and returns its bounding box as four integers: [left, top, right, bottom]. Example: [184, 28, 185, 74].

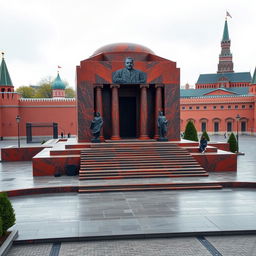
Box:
[201, 122, 206, 132]
[241, 121, 246, 132]
[214, 122, 219, 132]
[227, 122, 232, 132]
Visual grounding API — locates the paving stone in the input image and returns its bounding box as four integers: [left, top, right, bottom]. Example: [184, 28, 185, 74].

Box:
[7, 243, 52, 256]
[58, 238, 212, 256]
[207, 235, 256, 256]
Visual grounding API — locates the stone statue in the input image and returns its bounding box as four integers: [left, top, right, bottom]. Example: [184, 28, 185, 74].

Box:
[112, 57, 146, 84]
[90, 112, 103, 142]
[157, 111, 168, 141]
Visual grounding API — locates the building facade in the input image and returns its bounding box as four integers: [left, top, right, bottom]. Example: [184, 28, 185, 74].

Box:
[180, 19, 256, 135]
[0, 54, 76, 140]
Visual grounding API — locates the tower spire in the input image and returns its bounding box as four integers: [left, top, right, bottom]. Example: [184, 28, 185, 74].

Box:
[217, 19, 234, 73]
[0, 53, 13, 87]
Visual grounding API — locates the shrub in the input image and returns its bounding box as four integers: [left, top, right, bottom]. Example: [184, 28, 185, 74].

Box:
[0, 217, 3, 237]
[0, 193, 16, 234]
[201, 130, 210, 141]
[228, 132, 237, 153]
[183, 121, 198, 141]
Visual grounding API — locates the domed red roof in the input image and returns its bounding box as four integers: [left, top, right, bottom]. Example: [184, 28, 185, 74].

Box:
[92, 42, 155, 56]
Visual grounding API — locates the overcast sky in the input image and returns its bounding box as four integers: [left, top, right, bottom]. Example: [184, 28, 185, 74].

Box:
[1, 0, 256, 89]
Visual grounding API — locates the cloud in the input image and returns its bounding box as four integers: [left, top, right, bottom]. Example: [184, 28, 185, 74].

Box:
[1, 0, 256, 88]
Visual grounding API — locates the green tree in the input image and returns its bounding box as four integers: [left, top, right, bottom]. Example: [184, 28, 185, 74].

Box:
[34, 83, 52, 98]
[228, 132, 237, 153]
[201, 130, 210, 141]
[16, 86, 36, 98]
[38, 76, 53, 86]
[65, 87, 76, 98]
[183, 120, 198, 141]
[0, 193, 16, 234]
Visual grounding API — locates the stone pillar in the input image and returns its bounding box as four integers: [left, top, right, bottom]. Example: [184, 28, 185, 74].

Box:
[154, 84, 164, 139]
[95, 84, 104, 140]
[110, 84, 120, 140]
[95, 84, 103, 115]
[139, 84, 150, 139]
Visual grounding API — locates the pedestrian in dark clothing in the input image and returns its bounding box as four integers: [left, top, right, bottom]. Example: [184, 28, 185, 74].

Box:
[199, 136, 207, 153]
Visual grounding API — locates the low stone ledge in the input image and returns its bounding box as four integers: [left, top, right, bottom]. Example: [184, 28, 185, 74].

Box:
[0, 230, 18, 256]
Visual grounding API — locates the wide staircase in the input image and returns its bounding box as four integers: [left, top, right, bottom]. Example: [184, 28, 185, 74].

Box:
[79, 142, 208, 180]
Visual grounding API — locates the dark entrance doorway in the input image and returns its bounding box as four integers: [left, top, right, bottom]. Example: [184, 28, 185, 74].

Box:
[119, 97, 136, 138]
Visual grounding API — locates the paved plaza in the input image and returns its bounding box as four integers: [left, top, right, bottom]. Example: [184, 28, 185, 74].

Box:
[1, 135, 256, 255]
[7, 235, 256, 256]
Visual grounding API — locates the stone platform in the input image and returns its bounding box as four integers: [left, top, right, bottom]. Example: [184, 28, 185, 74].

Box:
[28, 138, 237, 177]
[0, 137, 237, 194]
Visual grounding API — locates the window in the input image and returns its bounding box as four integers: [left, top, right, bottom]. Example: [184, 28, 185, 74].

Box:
[235, 105, 238, 109]
[189, 106, 192, 110]
[196, 106, 200, 110]
[241, 121, 246, 132]
[201, 122, 206, 132]
[228, 105, 231, 109]
[249, 105, 253, 108]
[182, 106, 185, 110]
[203, 106, 207, 109]
[214, 122, 219, 132]
[220, 106, 224, 109]
[213, 106, 216, 109]
[242, 105, 245, 109]
[227, 122, 232, 132]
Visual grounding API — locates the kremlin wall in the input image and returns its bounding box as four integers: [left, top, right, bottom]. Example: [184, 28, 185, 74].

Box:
[0, 19, 256, 140]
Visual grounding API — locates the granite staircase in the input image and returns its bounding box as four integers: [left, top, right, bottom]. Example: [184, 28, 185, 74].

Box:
[79, 142, 209, 180]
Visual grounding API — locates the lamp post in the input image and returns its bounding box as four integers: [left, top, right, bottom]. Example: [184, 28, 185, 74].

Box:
[16, 115, 21, 148]
[236, 114, 240, 153]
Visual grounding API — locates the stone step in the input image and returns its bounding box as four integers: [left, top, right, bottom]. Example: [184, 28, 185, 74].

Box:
[80, 163, 201, 169]
[79, 142, 208, 181]
[81, 152, 190, 157]
[79, 173, 209, 180]
[81, 154, 193, 160]
[80, 166, 205, 171]
[79, 184, 222, 193]
[80, 170, 207, 177]
[81, 160, 198, 165]
[82, 147, 187, 151]
[80, 166, 206, 173]
[91, 143, 176, 148]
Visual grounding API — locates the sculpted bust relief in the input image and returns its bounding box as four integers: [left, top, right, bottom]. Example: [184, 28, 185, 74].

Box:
[112, 57, 147, 84]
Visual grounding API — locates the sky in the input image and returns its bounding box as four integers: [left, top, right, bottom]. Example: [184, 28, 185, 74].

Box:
[1, 0, 256, 89]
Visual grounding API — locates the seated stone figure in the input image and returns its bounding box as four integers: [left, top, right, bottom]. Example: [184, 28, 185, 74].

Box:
[112, 57, 146, 84]
[90, 112, 103, 142]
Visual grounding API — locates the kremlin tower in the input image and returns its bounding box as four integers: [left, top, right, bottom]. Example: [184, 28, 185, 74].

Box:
[51, 72, 66, 98]
[0, 52, 14, 93]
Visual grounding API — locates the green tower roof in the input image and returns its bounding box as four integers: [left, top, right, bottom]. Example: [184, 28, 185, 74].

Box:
[0, 53, 13, 86]
[252, 67, 256, 85]
[222, 20, 230, 41]
[52, 73, 66, 89]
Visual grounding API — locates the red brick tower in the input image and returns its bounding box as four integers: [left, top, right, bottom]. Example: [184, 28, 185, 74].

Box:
[0, 52, 14, 93]
[217, 19, 234, 73]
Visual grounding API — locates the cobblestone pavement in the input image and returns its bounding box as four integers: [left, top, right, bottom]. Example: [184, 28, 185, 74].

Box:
[7, 235, 256, 256]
